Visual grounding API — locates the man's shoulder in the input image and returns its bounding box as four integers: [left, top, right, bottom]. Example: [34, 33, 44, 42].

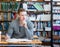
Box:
[26, 19, 33, 25]
[26, 19, 31, 24]
[10, 19, 18, 25]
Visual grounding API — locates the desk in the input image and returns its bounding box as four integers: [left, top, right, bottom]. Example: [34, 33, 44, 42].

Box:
[0, 40, 42, 47]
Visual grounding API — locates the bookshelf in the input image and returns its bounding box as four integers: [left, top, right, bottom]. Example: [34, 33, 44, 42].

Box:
[0, 2, 19, 35]
[53, 0, 60, 44]
[0, 0, 51, 44]
[24, 1, 51, 44]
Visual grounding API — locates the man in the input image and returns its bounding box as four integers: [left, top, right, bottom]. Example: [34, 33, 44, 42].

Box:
[6, 8, 34, 47]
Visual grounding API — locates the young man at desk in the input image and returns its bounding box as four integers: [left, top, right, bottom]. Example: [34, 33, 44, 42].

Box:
[5, 8, 34, 47]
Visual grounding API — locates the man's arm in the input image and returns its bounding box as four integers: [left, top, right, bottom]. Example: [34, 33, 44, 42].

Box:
[24, 20, 34, 40]
[6, 22, 14, 39]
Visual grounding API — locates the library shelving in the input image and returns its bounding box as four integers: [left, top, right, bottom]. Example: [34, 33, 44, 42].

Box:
[21, 0, 51, 45]
[52, 0, 60, 45]
[0, 0, 51, 46]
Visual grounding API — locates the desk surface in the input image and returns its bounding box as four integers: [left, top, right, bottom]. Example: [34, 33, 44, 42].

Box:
[0, 40, 42, 45]
[0, 35, 42, 45]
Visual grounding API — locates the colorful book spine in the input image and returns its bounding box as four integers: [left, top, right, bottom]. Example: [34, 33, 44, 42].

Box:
[0, 23, 3, 30]
[3, 22, 9, 30]
[0, 3, 1, 11]
[33, 3, 44, 11]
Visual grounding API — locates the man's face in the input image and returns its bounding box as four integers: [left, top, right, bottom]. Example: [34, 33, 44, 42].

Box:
[18, 11, 27, 21]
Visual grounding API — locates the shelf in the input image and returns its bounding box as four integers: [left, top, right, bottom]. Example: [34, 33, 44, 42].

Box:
[28, 11, 51, 14]
[53, 42, 60, 44]
[0, 0, 21, 2]
[27, 10, 50, 12]
[53, 1, 60, 2]
[0, 0, 44, 2]
[53, 35, 60, 40]
[0, 10, 16, 13]
[37, 29, 43, 31]
[53, 19, 60, 21]
[0, 0, 51, 2]
[31, 20, 40, 22]
[24, 1, 51, 3]
[53, 5, 60, 6]
[44, 1, 51, 3]
[33, 28, 51, 32]
[44, 0, 50, 2]
[0, 10, 51, 13]
[25, 10, 50, 12]
[24, 1, 44, 2]
[0, 20, 11, 22]
[24, 0, 44, 2]
[44, 1, 51, 2]
[53, 12, 60, 14]
[27, 9, 37, 12]
[42, 41, 51, 45]
[31, 20, 51, 22]
[33, 28, 43, 31]
[0, 1, 21, 3]
[0, 30, 7, 31]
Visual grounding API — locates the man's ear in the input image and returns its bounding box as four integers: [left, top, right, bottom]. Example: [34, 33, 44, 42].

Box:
[16, 14, 19, 19]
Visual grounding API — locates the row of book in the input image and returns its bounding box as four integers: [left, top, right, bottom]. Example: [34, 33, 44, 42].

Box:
[53, 31, 60, 36]
[28, 14, 51, 37]
[0, 0, 51, 2]
[0, 12, 16, 21]
[35, 31, 51, 37]
[0, 22, 9, 30]
[0, 2, 20, 11]
[0, 2, 51, 11]
[29, 14, 51, 21]
[53, 6, 60, 13]
[53, 31, 60, 43]
[23, 2, 50, 11]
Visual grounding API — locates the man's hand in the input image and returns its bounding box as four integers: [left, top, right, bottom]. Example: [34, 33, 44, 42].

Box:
[5, 34, 10, 40]
[20, 20, 28, 28]
[23, 21, 28, 28]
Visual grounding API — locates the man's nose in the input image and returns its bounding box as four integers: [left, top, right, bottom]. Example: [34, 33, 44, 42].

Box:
[23, 16, 25, 20]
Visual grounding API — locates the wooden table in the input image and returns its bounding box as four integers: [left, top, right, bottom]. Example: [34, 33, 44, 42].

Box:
[0, 40, 42, 47]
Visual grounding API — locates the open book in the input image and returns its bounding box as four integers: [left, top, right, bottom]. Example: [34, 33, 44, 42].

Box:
[6, 38, 32, 42]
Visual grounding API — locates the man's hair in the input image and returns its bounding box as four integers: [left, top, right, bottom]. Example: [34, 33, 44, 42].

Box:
[17, 8, 26, 14]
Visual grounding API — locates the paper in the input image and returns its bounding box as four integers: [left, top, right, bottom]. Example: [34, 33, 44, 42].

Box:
[6, 38, 32, 42]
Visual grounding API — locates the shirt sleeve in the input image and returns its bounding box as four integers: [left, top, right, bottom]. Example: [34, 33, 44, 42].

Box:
[25, 20, 34, 40]
[7, 22, 14, 38]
